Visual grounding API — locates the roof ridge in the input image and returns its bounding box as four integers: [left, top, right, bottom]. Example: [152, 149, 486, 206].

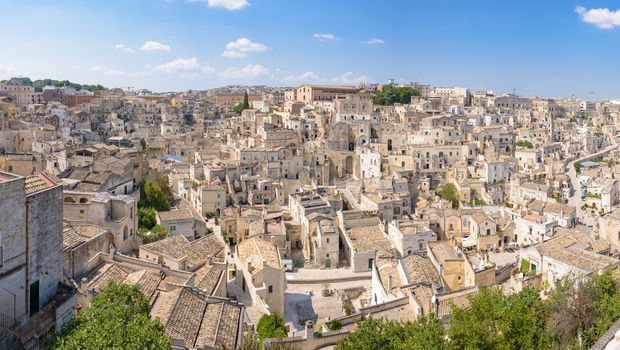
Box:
[213, 302, 225, 347]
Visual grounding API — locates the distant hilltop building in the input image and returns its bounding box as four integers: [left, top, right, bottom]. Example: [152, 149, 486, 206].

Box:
[210, 91, 261, 113]
[0, 77, 44, 107]
[290, 84, 360, 103]
[42, 86, 96, 107]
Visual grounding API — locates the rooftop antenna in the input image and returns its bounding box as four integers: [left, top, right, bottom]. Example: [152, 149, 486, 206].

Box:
[588, 91, 594, 101]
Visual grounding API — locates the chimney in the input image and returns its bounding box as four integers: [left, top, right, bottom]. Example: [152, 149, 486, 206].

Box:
[305, 321, 315, 339]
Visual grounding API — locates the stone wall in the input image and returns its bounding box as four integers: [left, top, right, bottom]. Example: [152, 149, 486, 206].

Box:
[27, 184, 64, 311]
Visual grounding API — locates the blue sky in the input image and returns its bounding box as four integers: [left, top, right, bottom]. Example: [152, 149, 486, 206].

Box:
[1, 0, 620, 98]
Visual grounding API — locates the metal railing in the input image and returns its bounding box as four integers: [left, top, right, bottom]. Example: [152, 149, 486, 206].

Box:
[0, 312, 17, 331]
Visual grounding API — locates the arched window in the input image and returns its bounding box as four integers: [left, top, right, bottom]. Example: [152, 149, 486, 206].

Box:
[64, 197, 75, 203]
[79, 198, 89, 203]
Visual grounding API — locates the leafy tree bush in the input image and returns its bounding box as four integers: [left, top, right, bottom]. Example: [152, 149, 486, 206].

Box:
[373, 84, 420, 105]
[336, 315, 445, 350]
[138, 207, 157, 230]
[234, 91, 252, 114]
[139, 224, 170, 244]
[327, 319, 342, 331]
[440, 183, 460, 209]
[448, 287, 552, 350]
[336, 271, 620, 350]
[516, 140, 534, 149]
[257, 313, 287, 340]
[139, 181, 170, 211]
[45, 281, 169, 349]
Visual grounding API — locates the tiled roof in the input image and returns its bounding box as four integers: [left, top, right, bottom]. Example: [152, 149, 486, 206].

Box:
[157, 208, 193, 222]
[86, 263, 163, 298]
[401, 254, 442, 287]
[428, 241, 462, 263]
[377, 261, 404, 292]
[165, 288, 207, 347]
[152, 286, 242, 349]
[237, 238, 281, 273]
[88, 264, 129, 292]
[196, 302, 241, 349]
[195, 264, 225, 295]
[141, 234, 225, 267]
[537, 232, 619, 272]
[24, 174, 56, 195]
[347, 225, 398, 258]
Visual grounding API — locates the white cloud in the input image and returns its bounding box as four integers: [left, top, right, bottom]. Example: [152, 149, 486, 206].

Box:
[281, 71, 319, 83]
[222, 37, 269, 58]
[0, 64, 18, 77]
[575, 6, 620, 29]
[90, 66, 128, 76]
[140, 41, 171, 53]
[280, 71, 368, 85]
[187, 0, 249, 10]
[313, 33, 340, 41]
[115, 44, 135, 53]
[152, 57, 215, 75]
[219, 64, 268, 80]
[324, 72, 369, 85]
[363, 38, 385, 45]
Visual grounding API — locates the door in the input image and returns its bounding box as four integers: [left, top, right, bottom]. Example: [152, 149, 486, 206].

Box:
[325, 259, 331, 268]
[30, 280, 40, 316]
[368, 258, 374, 271]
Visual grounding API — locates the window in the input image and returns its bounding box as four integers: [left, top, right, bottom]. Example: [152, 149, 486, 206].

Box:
[170, 225, 176, 232]
[326, 253, 329, 258]
[79, 210, 85, 218]
[268, 285, 273, 293]
[419, 242, 423, 250]
[326, 238, 330, 243]
[486, 229, 491, 235]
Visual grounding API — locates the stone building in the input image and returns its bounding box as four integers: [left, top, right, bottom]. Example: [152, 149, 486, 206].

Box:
[0, 171, 76, 347]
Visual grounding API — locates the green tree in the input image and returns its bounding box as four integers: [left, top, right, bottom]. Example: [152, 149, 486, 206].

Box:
[138, 207, 157, 230]
[440, 183, 460, 209]
[243, 90, 250, 109]
[334, 271, 620, 350]
[373, 84, 420, 105]
[336, 315, 445, 350]
[140, 181, 170, 211]
[239, 331, 262, 350]
[574, 161, 582, 174]
[257, 313, 287, 340]
[515, 140, 534, 149]
[45, 281, 169, 350]
[448, 286, 552, 350]
[233, 103, 245, 115]
[140, 224, 170, 244]
[327, 319, 342, 331]
[139, 138, 147, 151]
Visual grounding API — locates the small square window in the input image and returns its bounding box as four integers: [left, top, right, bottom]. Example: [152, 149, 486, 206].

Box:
[268, 285, 273, 293]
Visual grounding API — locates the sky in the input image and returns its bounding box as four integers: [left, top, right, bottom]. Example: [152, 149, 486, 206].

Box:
[1, 0, 620, 98]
